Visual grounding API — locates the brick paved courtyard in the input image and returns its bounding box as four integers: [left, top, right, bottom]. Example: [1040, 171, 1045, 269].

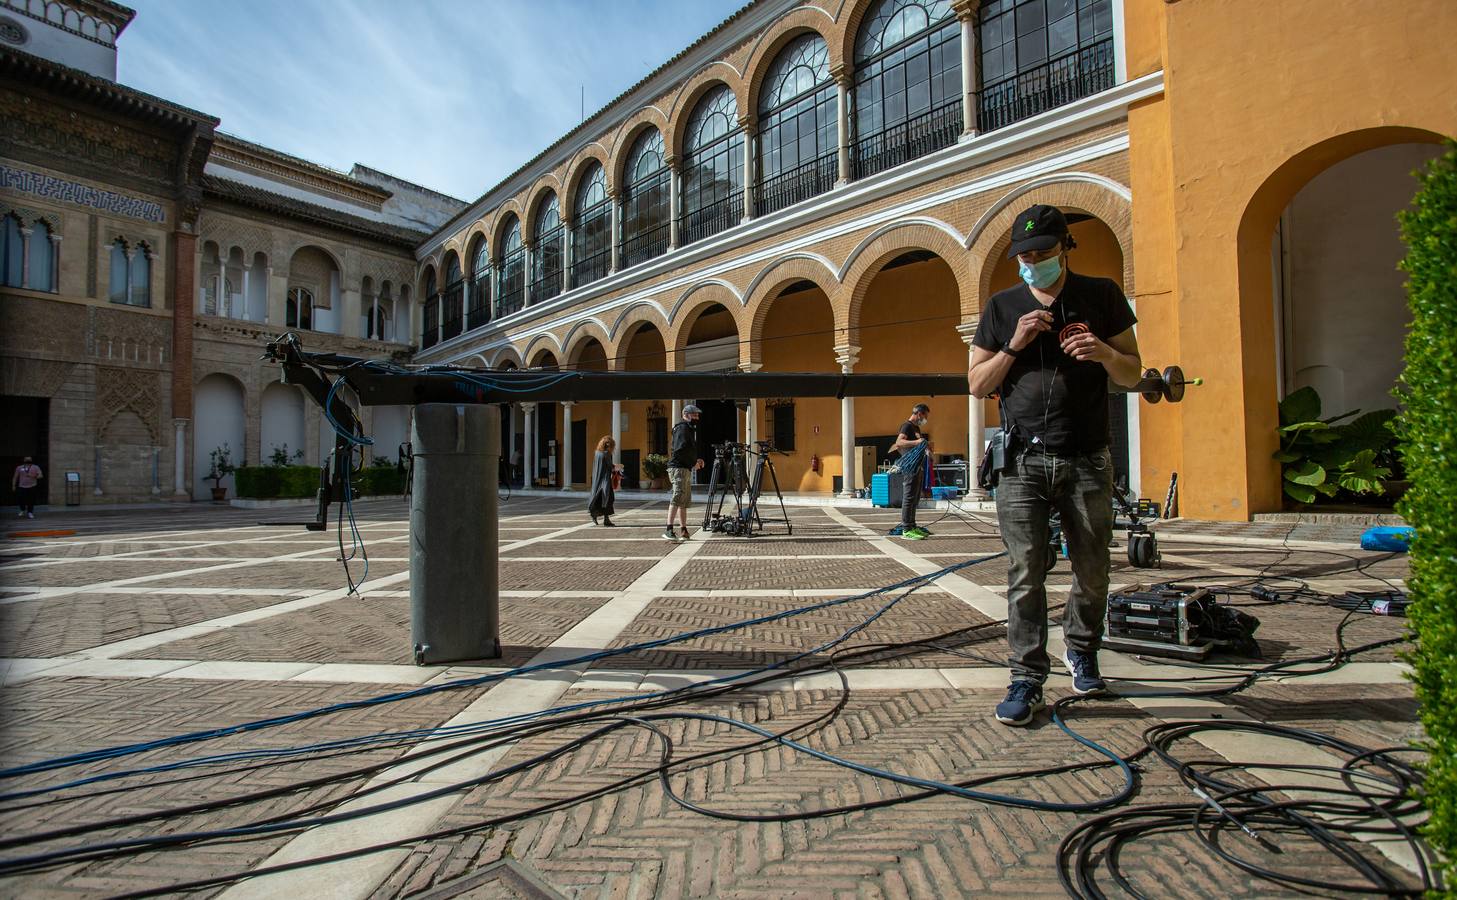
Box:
[0, 496, 1427, 898]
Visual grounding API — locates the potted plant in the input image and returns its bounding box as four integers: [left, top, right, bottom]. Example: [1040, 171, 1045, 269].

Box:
[643, 453, 669, 490]
[1274, 387, 1395, 506]
[206, 443, 237, 501]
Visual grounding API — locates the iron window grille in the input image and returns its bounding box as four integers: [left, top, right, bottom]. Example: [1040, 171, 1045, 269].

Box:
[286, 286, 314, 332]
[976, 0, 1115, 134]
[619, 129, 670, 269]
[497, 218, 526, 317]
[771, 400, 796, 452]
[441, 278, 464, 341]
[529, 193, 564, 304]
[756, 33, 838, 216]
[852, 0, 963, 180]
[421, 297, 438, 349]
[468, 240, 491, 330]
[573, 163, 612, 287]
[679, 85, 743, 247]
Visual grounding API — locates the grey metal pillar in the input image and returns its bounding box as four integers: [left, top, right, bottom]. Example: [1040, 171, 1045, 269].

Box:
[409, 403, 501, 664]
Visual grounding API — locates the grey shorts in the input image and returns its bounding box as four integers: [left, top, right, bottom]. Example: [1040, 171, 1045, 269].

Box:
[668, 467, 692, 507]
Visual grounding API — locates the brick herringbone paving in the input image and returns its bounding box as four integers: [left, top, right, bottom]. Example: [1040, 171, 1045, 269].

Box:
[375, 687, 1417, 899]
[501, 559, 658, 591]
[695, 537, 878, 557]
[0, 558, 221, 588]
[123, 594, 610, 667]
[0, 676, 489, 899]
[668, 557, 920, 591]
[502, 539, 674, 559]
[595, 593, 1000, 670]
[0, 591, 311, 657]
[1224, 683, 1423, 749]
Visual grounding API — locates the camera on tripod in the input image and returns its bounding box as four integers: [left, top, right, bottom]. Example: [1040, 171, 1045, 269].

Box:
[702, 439, 791, 536]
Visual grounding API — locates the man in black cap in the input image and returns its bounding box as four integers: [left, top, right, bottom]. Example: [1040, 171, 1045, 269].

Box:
[968, 204, 1143, 726]
[663, 404, 704, 542]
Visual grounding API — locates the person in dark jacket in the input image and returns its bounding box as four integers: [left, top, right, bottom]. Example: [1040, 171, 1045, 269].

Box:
[588, 436, 621, 526]
[663, 405, 703, 541]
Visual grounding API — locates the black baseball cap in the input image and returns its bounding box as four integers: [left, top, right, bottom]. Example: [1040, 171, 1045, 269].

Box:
[1006, 204, 1070, 259]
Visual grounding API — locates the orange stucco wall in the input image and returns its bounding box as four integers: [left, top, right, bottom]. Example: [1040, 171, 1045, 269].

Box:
[1128, 0, 1456, 520]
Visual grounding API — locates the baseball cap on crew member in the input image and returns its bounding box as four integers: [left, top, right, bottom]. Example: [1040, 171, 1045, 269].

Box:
[1006, 204, 1070, 259]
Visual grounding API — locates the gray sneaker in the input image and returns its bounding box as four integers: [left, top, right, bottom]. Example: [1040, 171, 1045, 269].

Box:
[662, 527, 679, 542]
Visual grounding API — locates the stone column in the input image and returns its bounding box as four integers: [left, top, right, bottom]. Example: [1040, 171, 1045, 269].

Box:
[956, 1, 979, 138]
[522, 403, 537, 489]
[561, 401, 575, 489]
[49, 231, 62, 292]
[611, 399, 623, 465]
[741, 362, 761, 447]
[740, 117, 756, 222]
[667, 157, 681, 250]
[342, 285, 363, 338]
[241, 268, 251, 321]
[671, 399, 682, 423]
[18, 226, 30, 289]
[958, 322, 989, 500]
[214, 267, 225, 319]
[173, 419, 189, 496]
[562, 218, 575, 291]
[834, 69, 852, 185]
[265, 266, 278, 324]
[505, 403, 517, 483]
[608, 190, 621, 273]
[836, 346, 860, 497]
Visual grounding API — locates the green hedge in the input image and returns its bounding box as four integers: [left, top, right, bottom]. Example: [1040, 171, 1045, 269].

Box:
[1396, 141, 1456, 887]
[234, 465, 405, 499]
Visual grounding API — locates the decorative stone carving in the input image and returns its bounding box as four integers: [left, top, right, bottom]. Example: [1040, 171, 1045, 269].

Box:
[95, 365, 161, 444]
[0, 356, 75, 397]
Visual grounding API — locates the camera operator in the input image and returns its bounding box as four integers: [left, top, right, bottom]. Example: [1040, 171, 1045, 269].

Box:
[968, 204, 1142, 727]
[663, 404, 704, 542]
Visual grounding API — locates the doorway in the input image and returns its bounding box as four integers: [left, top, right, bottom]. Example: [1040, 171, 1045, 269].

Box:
[1, 396, 50, 506]
[692, 398, 738, 484]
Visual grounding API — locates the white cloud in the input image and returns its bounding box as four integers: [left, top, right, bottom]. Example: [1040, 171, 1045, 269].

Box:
[117, 0, 745, 201]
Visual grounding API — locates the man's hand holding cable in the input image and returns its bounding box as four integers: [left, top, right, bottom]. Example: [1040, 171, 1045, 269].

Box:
[1062, 328, 1142, 388]
[968, 309, 1054, 397]
[1009, 308, 1053, 353]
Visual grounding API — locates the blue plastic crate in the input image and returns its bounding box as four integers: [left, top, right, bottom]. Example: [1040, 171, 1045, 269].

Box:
[931, 486, 958, 500]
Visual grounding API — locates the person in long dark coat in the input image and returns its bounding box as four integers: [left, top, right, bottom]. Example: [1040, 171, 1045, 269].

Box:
[588, 436, 620, 526]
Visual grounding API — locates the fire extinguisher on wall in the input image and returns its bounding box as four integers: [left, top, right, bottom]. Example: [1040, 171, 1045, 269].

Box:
[810, 453, 820, 474]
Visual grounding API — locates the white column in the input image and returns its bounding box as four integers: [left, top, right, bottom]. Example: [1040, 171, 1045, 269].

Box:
[18, 226, 30, 289]
[668, 159, 681, 250]
[560, 401, 575, 489]
[264, 266, 275, 324]
[835, 72, 852, 185]
[214, 268, 225, 318]
[741, 362, 761, 448]
[49, 232, 62, 292]
[611, 400, 622, 465]
[505, 404, 517, 483]
[671, 399, 682, 423]
[959, 6, 979, 138]
[740, 120, 755, 222]
[562, 220, 575, 291]
[523, 403, 537, 489]
[958, 323, 989, 500]
[836, 346, 859, 497]
[173, 418, 189, 496]
[241, 268, 251, 321]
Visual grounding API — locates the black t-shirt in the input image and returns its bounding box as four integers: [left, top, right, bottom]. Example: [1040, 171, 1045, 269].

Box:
[972, 271, 1136, 453]
[668, 421, 698, 469]
[895, 420, 925, 468]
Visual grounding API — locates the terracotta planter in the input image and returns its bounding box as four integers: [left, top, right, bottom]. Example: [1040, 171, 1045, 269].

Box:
[210, 487, 227, 502]
[649, 476, 668, 490]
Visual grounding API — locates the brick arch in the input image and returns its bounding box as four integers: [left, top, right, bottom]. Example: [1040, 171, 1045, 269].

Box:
[609, 299, 672, 344]
[838, 219, 976, 341]
[667, 283, 746, 370]
[743, 8, 843, 115]
[462, 222, 491, 260]
[561, 319, 614, 368]
[613, 315, 671, 371]
[490, 345, 523, 369]
[489, 199, 526, 261]
[520, 333, 562, 367]
[743, 253, 842, 366]
[966, 175, 1135, 311]
[563, 143, 613, 212]
[527, 345, 562, 369]
[416, 261, 437, 299]
[836, 0, 881, 74]
[666, 68, 746, 160]
[521, 175, 563, 239]
[609, 107, 671, 190]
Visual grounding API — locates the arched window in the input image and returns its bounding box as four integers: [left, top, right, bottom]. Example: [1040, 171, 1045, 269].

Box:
[286, 287, 314, 331]
[619, 129, 670, 268]
[852, 0, 961, 179]
[529, 193, 564, 304]
[572, 163, 611, 287]
[497, 216, 525, 316]
[22, 220, 56, 292]
[109, 240, 129, 304]
[129, 242, 151, 307]
[441, 252, 463, 340]
[420, 267, 438, 347]
[679, 86, 743, 245]
[468, 237, 491, 329]
[368, 289, 393, 341]
[1, 215, 23, 288]
[976, 0, 1116, 131]
[757, 33, 837, 215]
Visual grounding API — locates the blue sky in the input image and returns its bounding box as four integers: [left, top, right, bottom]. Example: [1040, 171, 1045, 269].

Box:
[118, 0, 745, 201]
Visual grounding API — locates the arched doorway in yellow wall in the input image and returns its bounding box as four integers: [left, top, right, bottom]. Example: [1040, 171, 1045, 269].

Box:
[613, 321, 669, 488]
[676, 301, 742, 483]
[1234, 126, 1449, 511]
[528, 348, 562, 488]
[758, 280, 839, 492]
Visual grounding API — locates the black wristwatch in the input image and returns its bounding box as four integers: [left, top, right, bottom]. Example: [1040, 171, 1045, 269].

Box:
[1001, 342, 1021, 358]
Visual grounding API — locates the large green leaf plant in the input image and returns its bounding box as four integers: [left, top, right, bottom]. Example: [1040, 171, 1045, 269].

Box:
[1274, 386, 1395, 504]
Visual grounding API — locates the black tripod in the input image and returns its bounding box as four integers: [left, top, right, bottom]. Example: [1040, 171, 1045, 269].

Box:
[702, 441, 792, 536]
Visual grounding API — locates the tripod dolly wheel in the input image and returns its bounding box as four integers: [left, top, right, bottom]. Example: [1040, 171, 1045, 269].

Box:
[1128, 532, 1159, 568]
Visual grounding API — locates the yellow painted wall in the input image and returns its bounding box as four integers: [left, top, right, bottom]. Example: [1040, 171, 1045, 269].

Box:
[1127, 0, 1456, 519]
[761, 288, 840, 491]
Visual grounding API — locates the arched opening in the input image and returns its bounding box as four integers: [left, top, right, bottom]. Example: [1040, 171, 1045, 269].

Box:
[222, 247, 246, 319]
[985, 212, 1132, 486]
[975, 0, 1117, 132]
[441, 251, 464, 341]
[756, 32, 837, 215]
[498, 216, 525, 317]
[287, 246, 341, 333]
[199, 240, 224, 315]
[760, 280, 839, 491]
[193, 373, 245, 498]
[680, 302, 742, 482]
[420, 266, 438, 348]
[530, 193, 565, 304]
[467, 235, 491, 330]
[852, 0, 962, 179]
[370, 406, 410, 468]
[527, 348, 565, 488]
[247, 252, 268, 323]
[260, 382, 306, 467]
[572, 162, 611, 287]
[620, 128, 671, 267]
[611, 321, 669, 489]
[856, 250, 967, 479]
[680, 85, 743, 245]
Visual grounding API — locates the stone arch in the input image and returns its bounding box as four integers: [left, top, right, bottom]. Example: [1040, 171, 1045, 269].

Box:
[260, 380, 307, 465]
[667, 287, 748, 366]
[489, 199, 526, 258]
[609, 107, 671, 189]
[528, 346, 561, 369]
[743, 8, 843, 112]
[491, 345, 524, 369]
[966, 175, 1135, 306]
[667, 70, 747, 159]
[192, 372, 246, 498]
[839, 219, 977, 338]
[563, 144, 614, 210]
[283, 241, 344, 274]
[521, 333, 562, 366]
[462, 223, 491, 260]
[609, 300, 673, 344]
[416, 262, 437, 300]
[562, 319, 614, 367]
[522, 176, 564, 239]
[743, 254, 843, 365]
[668, 278, 745, 327]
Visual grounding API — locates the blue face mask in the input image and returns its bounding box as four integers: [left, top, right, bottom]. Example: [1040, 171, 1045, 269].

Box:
[1018, 255, 1062, 289]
